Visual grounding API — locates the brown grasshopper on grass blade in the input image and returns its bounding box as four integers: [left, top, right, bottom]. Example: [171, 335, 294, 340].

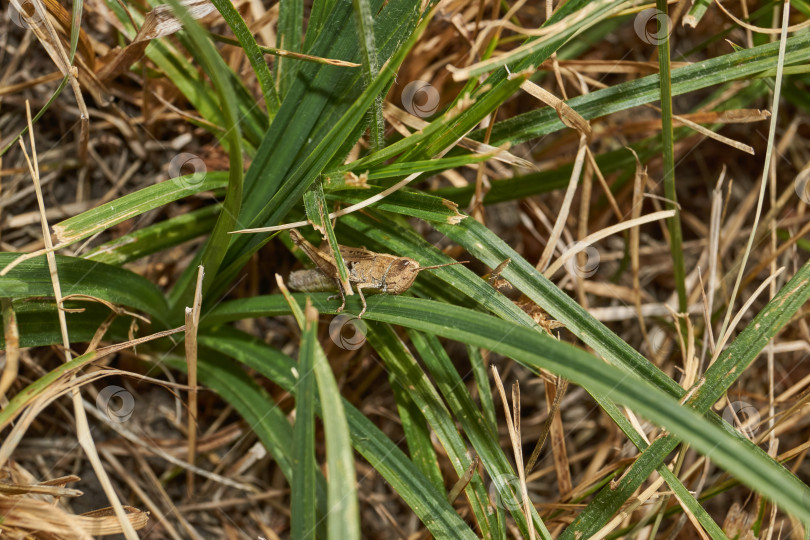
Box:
[288, 229, 466, 318]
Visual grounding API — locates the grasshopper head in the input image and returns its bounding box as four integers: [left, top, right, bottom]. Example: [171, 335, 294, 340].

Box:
[387, 258, 467, 295]
[386, 257, 422, 294]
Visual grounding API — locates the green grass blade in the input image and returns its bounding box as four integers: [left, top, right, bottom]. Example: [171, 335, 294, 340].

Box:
[303, 182, 353, 294]
[0, 301, 132, 348]
[388, 377, 445, 491]
[685, 0, 712, 27]
[352, 0, 385, 150]
[409, 330, 550, 539]
[0, 254, 169, 326]
[466, 345, 497, 433]
[209, 0, 280, 115]
[481, 32, 810, 146]
[276, 0, 303, 98]
[436, 218, 683, 395]
[365, 323, 495, 537]
[291, 302, 318, 539]
[197, 326, 477, 538]
[84, 205, 220, 266]
[326, 187, 464, 224]
[586, 393, 728, 538]
[655, 0, 687, 315]
[306, 303, 360, 540]
[205, 292, 810, 525]
[53, 172, 227, 247]
[305, 0, 337, 49]
[162, 0, 244, 306]
[327, 151, 497, 183]
[561, 258, 810, 537]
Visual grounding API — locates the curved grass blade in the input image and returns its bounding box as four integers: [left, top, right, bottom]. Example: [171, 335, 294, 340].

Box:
[0, 254, 169, 326]
[0, 301, 136, 349]
[560, 258, 810, 537]
[84, 205, 220, 266]
[480, 31, 810, 147]
[53, 172, 227, 247]
[204, 292, 810, 525]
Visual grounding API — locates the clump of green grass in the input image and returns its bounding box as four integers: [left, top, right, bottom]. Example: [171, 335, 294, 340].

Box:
[1, 0, 809, 538]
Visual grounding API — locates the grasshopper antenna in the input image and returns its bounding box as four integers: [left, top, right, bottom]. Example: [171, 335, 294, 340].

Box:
[418, 261, 469, 272]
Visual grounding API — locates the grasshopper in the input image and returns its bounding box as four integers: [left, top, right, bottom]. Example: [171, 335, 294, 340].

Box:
[288, 229, 466, 317]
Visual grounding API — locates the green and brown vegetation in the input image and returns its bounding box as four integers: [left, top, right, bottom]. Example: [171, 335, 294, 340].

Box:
[1, 0, 810, 537]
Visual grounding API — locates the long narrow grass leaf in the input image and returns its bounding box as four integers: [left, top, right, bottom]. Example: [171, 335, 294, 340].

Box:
[209, 0, 280, 115]
[291, 302, 318, 539]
